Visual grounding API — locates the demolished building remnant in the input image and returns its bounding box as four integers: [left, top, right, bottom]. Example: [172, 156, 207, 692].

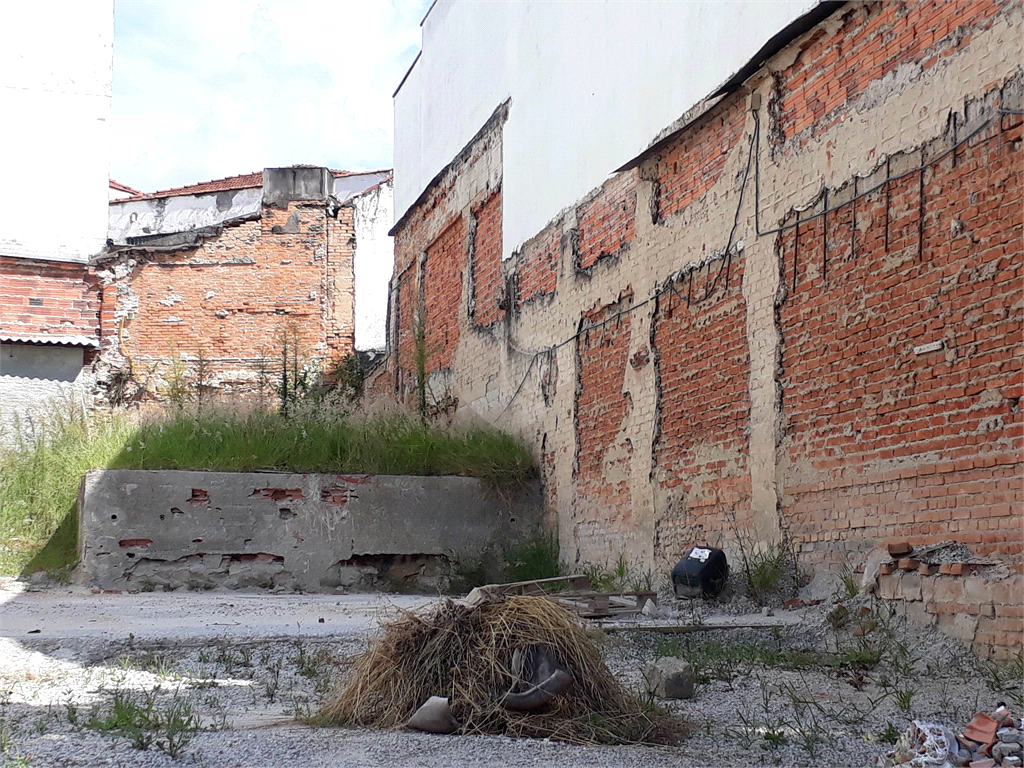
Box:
[3, 166, 394, 421]
[383, 1, 1023, 655]
[99, 166, 393, 399]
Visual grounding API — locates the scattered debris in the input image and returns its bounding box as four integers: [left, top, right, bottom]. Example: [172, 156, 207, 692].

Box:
[408, 696, 460, 734]
[879, 707, 1023, 768]
[460, 575, 657, 619]
[501, 645, 574, 712]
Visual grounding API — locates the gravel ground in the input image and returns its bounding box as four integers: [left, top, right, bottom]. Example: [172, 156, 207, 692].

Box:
[1, 578, 1018, 768]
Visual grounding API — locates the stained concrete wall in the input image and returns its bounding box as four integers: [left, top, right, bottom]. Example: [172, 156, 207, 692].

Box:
[78, 470, 543, 591]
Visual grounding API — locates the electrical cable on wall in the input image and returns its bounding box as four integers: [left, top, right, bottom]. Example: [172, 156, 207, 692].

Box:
[493, 100, 1020, 423]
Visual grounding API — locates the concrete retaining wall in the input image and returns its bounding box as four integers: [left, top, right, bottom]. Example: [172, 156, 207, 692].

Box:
[78, 470, 543, 592]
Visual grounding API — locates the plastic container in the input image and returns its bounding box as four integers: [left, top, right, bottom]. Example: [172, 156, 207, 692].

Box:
[672, 546, 729, 598]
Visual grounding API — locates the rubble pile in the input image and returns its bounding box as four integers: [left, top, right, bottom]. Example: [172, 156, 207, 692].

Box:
[881, 706, 1023, 768]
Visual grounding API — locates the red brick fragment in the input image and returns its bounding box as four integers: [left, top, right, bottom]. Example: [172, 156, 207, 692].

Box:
[888, 542, 913, 558]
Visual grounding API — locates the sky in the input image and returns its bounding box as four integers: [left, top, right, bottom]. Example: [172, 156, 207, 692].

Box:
[110, 0, 430, 193]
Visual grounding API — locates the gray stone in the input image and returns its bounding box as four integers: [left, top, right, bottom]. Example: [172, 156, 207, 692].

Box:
[799, 571, 844, 602]
[1001, 731, 1024, 745]
[643, 658, 695, 699]
[993, 741, 1023, 762]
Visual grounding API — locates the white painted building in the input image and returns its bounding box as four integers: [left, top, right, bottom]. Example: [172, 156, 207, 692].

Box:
[0, 1, 113, 263]
[394, 0, 819, 258]
[0, 0, 113, 441]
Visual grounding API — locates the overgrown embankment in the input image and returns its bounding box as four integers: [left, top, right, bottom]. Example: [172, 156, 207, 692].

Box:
[0, 406, 536, 577]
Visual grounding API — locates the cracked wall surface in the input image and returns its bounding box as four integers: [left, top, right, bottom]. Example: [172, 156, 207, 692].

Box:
[79, 470, 544, 591]
[386, 0, 1022, 573]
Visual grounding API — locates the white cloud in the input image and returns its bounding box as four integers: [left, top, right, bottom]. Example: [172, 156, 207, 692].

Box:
[111, 0, 427, 192]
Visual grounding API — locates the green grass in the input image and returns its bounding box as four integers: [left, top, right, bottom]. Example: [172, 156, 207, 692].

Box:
[1, 404, 537, 577]
[1, 405, 136, 577]
[502, 532, 561, 583]
[109, 410, 536, 486]
[655, 638, 838, 684]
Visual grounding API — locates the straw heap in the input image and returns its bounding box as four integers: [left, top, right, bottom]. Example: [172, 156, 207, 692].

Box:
[320, 595, 680, 745]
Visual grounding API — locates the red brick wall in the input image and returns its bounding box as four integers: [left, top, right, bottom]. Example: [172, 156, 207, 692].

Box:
[0, 257, 101, 341]
[648, 96, 746, 222]
[387, 2, 1022, 579]
[576, 174, 637, 270]
[573, 295, 634, 546]
[779, 112, 1023, 564]
[470, 190, 504, 327]
[652, 256, 751, 558]
[776, 1, 1004, 147]
[107, 201, 355, 388]
[515, 228, 560, 309]
[423, 217, 466, 371]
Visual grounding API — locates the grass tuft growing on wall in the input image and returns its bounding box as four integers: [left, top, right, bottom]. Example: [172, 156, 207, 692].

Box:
[109, 410, 536, 486]
[1, 403, 537, 577]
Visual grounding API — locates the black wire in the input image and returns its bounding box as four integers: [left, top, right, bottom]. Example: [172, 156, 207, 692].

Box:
[753, 110, 995, 237]
[493, 103, 1013, 422]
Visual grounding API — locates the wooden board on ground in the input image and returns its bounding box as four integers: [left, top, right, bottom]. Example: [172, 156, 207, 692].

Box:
[477, 575, 656, 618]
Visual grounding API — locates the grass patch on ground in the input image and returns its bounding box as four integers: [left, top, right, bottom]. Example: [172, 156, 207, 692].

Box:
[1, 404, 537, 577]
[655, 638, 839, 684]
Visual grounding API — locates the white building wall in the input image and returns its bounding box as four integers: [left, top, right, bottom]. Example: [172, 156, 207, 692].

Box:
[353, 180, 394, 351]
[394, 0, 815, 258]
[0, 1, 113, 263]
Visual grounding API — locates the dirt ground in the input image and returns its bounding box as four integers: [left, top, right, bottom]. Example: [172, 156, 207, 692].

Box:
[1, 577, 1020, 768]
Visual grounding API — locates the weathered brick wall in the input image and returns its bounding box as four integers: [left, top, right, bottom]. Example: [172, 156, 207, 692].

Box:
[779, 109, 1023, 565]
[876, 566, 1023, 660]
[577, 174, 637, 270]
[774, 1, 1004, 149]
[423, 217, 466, 371]
[0, 257, 101, 342]
[651, 256, 751, 560]
[97, 201, 356, 394]
[386, 1, 1023, 590]
[573, 295, 635, 553]
[469, 190, 504, 328]
[648, 100, 746, 223]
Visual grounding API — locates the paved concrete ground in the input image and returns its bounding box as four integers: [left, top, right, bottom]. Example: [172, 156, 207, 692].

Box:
[0, 580, 429, 645]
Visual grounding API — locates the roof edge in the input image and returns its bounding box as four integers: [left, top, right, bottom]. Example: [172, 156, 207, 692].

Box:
[390, 99, 510, 236]
[615, 1, 847, 173]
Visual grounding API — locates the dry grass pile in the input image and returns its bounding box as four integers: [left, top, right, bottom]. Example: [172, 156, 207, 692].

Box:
[319, 595, 680, 745]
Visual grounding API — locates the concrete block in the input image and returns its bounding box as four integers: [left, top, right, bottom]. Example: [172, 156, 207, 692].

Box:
[78, 470, 544, 592]
[643, 658, 695, 699]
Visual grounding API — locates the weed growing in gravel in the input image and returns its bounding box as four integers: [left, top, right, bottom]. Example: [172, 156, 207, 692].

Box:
[264, 659, 283, 703]
[580, 554, 661, 594]
[88, 687, 202, 757]
[978, 650, 1024, 709]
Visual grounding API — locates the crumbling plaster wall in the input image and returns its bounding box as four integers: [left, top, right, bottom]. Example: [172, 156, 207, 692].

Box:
[390, 1, 1023, 571]
[96, 198, 356, 397]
